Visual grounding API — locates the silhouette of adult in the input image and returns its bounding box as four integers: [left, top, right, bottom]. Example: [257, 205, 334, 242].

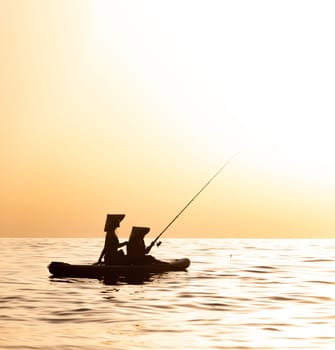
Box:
[127, 226, 159, 264]
[97, 214, 127, 265]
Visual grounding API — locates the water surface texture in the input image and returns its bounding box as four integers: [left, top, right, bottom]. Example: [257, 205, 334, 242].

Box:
[1, 238, 335, 349]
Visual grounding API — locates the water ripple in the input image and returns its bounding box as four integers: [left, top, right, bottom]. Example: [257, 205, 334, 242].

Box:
[1, 238, 335, 350]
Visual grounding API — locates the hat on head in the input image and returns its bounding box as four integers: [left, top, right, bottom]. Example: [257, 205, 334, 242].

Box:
[104, 214, 125, 232]
[129, 226, 150, 241]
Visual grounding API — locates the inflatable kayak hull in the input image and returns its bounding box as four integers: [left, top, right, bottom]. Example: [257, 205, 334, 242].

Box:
[48, 259, 190, 279]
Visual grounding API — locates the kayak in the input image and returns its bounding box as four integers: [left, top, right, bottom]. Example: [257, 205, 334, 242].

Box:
[48, 258, 191, 279]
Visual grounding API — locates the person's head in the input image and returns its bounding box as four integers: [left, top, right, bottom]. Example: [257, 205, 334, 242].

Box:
[129, 226, 150, 241]
[104, 214, 125, 232]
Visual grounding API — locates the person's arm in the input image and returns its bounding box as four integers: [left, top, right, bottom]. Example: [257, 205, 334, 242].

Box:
[97, 247, 105, 263]
[145, 244, 153, 254]
[118, 241, 128, 248]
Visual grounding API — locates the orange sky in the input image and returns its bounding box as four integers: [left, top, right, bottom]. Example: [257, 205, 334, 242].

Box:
[1, 0, 334, 238]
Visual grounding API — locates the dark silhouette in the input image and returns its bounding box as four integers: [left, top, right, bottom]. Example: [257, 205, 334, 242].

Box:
[103, 272, 153, 285]
[127, 226, 160, 264]
[97, 214, 127, 265]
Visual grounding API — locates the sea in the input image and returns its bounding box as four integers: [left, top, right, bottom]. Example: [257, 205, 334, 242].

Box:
[1, 238, 335, 350]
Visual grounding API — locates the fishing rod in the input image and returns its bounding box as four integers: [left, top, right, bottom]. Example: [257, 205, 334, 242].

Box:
[147, 153, 238, 253]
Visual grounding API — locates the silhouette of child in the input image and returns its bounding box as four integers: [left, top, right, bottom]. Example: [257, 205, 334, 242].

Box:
[127, 226, 159, 264]
[97, 214, 127, 265]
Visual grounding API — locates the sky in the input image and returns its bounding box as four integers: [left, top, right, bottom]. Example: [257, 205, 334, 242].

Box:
[1, 0, 335, 238]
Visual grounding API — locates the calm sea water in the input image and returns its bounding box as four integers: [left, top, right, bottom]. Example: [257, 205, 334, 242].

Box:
[1, 238, 335, 350]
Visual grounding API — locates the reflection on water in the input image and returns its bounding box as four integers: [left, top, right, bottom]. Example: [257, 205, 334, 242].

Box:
[50, 272, 156, 285]
[1, 238, 335, 349]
